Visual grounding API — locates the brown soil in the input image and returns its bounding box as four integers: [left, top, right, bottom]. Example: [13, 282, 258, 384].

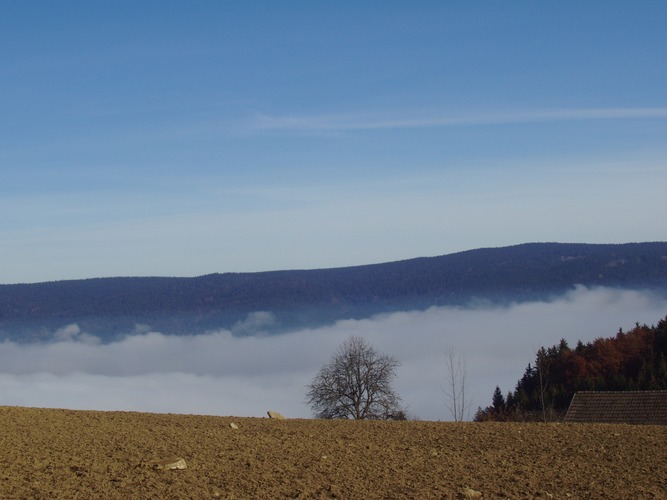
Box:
[0, 407, 664, 499]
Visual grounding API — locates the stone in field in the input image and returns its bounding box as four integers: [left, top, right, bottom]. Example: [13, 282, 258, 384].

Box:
[267, 411, 286, 419]
[153, 457, 187, 470]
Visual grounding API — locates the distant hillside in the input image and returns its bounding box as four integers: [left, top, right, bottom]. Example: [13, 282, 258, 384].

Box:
[2, 242, 667, 341]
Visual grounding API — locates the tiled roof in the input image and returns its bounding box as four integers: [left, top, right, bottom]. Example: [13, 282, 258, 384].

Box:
[564, 390, 667, 425]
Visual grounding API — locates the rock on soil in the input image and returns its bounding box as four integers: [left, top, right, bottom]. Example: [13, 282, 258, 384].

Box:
[151, 457, 187, 470]
[0, 406, 664, 498]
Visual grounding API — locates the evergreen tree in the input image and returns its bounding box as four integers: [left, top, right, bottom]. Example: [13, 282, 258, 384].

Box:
[491, 386, 506, 415]
[475, 315, 667, 422]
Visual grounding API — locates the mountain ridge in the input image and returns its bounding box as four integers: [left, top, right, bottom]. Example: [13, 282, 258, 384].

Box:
[2, 242, 666, 341]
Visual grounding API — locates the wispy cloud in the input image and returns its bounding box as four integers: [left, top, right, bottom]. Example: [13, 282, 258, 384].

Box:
[244, 107, 667, 134]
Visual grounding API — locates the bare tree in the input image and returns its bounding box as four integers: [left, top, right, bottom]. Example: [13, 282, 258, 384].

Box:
[443, 346, 470, 421]
[306, 336, 404, 420]
[535, 346, 556, 422]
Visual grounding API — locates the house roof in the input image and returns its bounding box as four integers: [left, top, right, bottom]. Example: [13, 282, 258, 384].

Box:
[564, 390, 667, 425]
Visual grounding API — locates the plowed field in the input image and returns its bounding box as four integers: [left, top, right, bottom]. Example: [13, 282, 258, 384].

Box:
[0, 406, 664, 498]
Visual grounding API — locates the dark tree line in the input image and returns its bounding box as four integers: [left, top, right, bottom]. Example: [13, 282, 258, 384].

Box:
[475, 315, 667, 422]
[4, 242, 667, 325]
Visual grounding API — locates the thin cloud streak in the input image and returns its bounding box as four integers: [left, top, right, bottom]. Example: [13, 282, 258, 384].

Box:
[245, 107, 667, 134]
[0, 287, 665, 420]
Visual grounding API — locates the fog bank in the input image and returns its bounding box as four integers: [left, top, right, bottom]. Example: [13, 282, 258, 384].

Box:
[0, 286, 665, 420]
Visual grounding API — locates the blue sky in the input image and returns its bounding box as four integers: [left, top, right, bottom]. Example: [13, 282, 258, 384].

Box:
[2, 1, 666, 283]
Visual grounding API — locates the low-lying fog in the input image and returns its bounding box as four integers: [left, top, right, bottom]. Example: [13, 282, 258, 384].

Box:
[1, 286, 665, 421]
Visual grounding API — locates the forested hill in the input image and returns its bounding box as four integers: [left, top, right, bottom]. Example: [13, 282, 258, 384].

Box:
[2, 242, 667, 341]
[475, 315, 667, 422]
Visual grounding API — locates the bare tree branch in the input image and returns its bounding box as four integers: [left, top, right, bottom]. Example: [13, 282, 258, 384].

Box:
[442, 345, 470, 422]
[306, 336, 404, 420]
